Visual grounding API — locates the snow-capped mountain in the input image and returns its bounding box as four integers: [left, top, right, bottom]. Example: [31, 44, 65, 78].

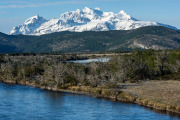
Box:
[9, 7, 177, 35]
[10, 14, 47, 35]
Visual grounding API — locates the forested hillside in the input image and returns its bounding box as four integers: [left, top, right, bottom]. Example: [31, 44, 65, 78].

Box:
[0, 26, 180, 53]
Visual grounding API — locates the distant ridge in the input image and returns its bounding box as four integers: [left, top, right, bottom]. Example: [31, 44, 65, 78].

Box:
[0, 26, 179, 53]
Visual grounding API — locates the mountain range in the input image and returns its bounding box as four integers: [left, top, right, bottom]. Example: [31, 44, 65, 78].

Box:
[9, 7, 178, 35]
[0, 26, 180, 53]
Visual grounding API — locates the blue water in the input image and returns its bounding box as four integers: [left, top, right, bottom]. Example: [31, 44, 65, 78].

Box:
[0, 83, 179, 120]
[69, 58, 110, 64]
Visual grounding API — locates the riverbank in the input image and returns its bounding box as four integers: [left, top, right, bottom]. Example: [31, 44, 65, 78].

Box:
[67, 81, 180, 115]
[1, 79, 179, 115]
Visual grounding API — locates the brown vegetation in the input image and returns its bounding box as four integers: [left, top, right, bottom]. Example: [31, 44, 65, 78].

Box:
[0, 50, 180, 115]
[120, 80, 180, 114]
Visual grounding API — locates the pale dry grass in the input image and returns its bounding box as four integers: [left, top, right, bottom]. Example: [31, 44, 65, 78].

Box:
[121, 80, 180, 106]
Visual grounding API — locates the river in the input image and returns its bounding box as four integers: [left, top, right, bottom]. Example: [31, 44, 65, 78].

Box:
[0, 83, 179, 120]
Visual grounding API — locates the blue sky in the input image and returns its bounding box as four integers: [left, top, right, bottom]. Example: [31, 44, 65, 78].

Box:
[0, 0, 179, 33]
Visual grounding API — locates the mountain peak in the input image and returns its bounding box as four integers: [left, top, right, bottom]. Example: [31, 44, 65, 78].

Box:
[82, 7, 93, 14]
[116, 10, 131, 20]
[9, 14, 47, 35]
[94, 7, 101, 10]
[119, 10, 126, 15]
[24, 14, 46, 25]
[76, 9, 81, 13]
[35, 14, 40, 18]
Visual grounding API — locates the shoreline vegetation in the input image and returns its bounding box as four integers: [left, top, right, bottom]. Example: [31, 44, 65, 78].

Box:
[0, 50, 180, 115]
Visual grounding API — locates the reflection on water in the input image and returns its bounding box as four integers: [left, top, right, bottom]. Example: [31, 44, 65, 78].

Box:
[0, 83, 179, 120]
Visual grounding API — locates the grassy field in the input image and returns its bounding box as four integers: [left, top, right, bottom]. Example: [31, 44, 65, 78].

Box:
[120, 80, 180, 109]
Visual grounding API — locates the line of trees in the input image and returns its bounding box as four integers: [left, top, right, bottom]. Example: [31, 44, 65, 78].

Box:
[0, 50, 179, 89]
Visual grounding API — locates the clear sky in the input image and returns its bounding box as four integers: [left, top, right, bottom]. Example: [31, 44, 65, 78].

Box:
[0, 0, 179, 33]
